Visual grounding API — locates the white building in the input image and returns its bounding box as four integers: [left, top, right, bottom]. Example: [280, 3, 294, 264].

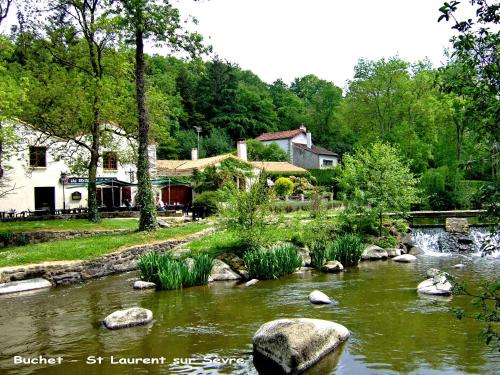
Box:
[0, 122, 154, 213]
[255, 125, 339, 169]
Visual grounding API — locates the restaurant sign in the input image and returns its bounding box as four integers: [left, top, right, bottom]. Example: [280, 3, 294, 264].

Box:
[67, 177, 118, 184]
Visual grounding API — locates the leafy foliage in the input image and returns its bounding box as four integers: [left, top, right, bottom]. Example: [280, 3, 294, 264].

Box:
[243, 243, 302, 280]
[220, 175, 272, 250]
[327, 233, 364, 266]
[192, 191, 219, 215]
[246, 139, 288, 161]
[448, 274, 500, 351]
[273, 177, 294, 198]
[338, 142, 420, 235]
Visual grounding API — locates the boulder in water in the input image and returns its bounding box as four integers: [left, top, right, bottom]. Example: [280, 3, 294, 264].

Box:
[409, 246, 424, 255]
[103, 307, 153, 330]
[208, 259, 241, 281]
[253, 318, 349, 374]
[362, 245, 388, 260]
[0, 278, 52, 295]
[426, 268, 442, 278]
[309, 290, 335, 305]
[386, 248, 402, 257]
[321, 261, 344, 273]
[392, 254, 417, 263]
[452, 263, 465, 269]
[417, 275, 452, 295]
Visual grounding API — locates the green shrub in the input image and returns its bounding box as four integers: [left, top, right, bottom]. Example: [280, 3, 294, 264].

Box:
[0, 231, 13, 246]
[243, 243, 302, 280]
[138, 252, 214, 290]
[327, 234, 364, 266]
[375, 235, 398, 249]
[193, 191, 220, 215]
[274, 177, 294, 198]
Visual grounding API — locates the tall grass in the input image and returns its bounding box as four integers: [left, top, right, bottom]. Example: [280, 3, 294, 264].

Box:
[243, 243, 302, 280]
[137, 252, 214, 290]
[309, 239, 328, 269]
[327, 234, 364, 266]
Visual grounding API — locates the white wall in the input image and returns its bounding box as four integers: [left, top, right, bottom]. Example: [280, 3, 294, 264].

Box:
[319, 155, 339, 169]
[0, 123, 142, 212]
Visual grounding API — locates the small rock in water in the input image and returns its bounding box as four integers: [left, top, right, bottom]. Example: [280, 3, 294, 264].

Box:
[0, 278, 52, 295]
[253, 318, 350, 374]
[133, 280, 156, 289]
[321, 261, 344, 273]
[426, 268, 442, 278]
[309, 290, 335, 305]
[452, 263, 465, 269]
[103, 307, 153, 330]
[245, 279, 259, 287]
[392, 254, 417, 263]
[417, 275, 452, 296]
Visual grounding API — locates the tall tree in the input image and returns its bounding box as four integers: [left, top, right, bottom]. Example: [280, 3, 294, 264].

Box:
[0, 0, 13, 25]
[19, 0, 121, 222]
[113, 0, 206, 231]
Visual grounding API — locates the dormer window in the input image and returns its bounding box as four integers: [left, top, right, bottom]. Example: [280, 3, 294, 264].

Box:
[29, 146, 47, 167]
[103, 151, 118, 170]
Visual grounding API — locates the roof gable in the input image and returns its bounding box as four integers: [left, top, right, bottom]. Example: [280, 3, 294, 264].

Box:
[255, 129, 305, 141]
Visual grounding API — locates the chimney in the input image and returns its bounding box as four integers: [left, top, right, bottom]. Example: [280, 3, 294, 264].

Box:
[191, 148, 198, 161]
[306, 132, 312, 149]
[299, 124, 307, 132]
[237, 140, 248, 161]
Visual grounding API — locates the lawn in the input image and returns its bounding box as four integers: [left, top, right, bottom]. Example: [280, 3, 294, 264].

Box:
[0, 218, 139, 232]
[0, 222, 210, 267]
[187, 222, 303, 257]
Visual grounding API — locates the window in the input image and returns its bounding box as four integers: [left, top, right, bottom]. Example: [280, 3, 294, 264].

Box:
[103, 152, 118, 170]
[322, 159, 333, 167]
[29, 146, 47, 167]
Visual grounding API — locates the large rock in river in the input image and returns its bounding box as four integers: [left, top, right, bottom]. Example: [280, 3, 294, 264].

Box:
[253, 318, 349, 374]
[386, 248, 402, 258]
[362, 245, 388, 260]
[133, 280, 156, 290]
[208, 259, 241, 281]
[0, 278, 52, 295]
[103, 307, 153, 330]
[417, 275, 452, 296]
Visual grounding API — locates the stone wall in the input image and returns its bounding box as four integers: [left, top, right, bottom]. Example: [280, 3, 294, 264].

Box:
[0, 229, 130, 248]
[0, 228, 214, 285]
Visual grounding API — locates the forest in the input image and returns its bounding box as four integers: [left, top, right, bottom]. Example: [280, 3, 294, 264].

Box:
[0, 0, 498, 213]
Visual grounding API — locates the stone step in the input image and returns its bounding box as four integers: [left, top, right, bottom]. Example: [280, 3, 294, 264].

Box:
[0, 278, 52, 295]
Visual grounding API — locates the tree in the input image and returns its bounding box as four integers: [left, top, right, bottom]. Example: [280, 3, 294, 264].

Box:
[0, 0, 12, 25]
[338, 142, 420, 236]
[438, 0, 499, 179]
[246, 139, 288, 162]
[113, 0, 206, 231]
[18, 0, 127, 222]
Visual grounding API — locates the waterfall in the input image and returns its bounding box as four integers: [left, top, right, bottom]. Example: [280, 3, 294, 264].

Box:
[411, 226, 500, 258]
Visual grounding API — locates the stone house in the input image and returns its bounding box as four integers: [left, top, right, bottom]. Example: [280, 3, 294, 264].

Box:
[255, 125, 339, 169]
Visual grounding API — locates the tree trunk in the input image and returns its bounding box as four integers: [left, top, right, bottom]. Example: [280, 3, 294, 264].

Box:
[135, 26, 157, 231]
[88, 148, 99, 222]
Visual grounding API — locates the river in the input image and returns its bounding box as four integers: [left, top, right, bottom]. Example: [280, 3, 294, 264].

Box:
[0, 254, 499, 374]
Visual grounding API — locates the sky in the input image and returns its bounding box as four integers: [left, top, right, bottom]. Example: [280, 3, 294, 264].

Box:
[0, 0, 461, 89]
[172, 0, 458, 87]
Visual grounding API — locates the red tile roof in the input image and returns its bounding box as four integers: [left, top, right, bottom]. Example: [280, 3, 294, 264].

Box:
[255, 128, 305, 141]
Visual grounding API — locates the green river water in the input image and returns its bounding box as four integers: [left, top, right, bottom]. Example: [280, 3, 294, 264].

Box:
[0, 255, 498, 374]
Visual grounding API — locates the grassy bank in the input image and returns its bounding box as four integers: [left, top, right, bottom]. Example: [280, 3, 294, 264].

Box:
[187, 223, 302, 257]
[0, 223, 209, 267]
[0, 218, 139, 232]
